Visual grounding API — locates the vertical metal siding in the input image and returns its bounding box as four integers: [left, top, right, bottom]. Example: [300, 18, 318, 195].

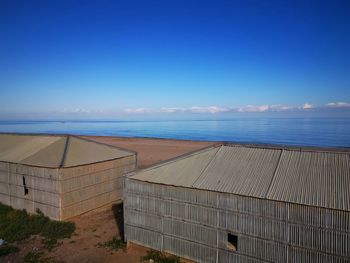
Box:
[164, 236, 217, 263]
[124, 179, 350, 263]
[163, 218, 217, 247]
[125, 225, 162, 251]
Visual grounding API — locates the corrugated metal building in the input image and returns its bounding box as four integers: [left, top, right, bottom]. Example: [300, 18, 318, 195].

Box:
[0, 133, 136, 220]
[124, 144, 350, 262]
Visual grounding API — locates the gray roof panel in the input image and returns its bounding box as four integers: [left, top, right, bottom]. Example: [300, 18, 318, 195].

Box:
[266, 150, 350, 211]
[131, 145, 350, 211]
[63, 136, 133, 167]
[0, 134, 134, 168]
[193, 146, 281, 198]
[131, 146, 219, 187]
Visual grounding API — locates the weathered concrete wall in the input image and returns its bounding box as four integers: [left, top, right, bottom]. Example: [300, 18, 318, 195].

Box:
[124, 179, 350, 263]
[59, 155, 136, 220]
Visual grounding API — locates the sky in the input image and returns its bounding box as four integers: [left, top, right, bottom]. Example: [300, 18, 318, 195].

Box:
[0, 0, 350, 120]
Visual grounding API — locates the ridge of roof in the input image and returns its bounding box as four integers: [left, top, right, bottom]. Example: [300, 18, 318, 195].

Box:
[224, 142, 350, 154]
[0, 133, 135, 168]
[60, 136, 70, 168]
[73, 135, 137, 155]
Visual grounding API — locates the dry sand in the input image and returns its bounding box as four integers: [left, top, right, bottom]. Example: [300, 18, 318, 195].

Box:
[82, 135, 217, 168]
[2, 136, 217, 263]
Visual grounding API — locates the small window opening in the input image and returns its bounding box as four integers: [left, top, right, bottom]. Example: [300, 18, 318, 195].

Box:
[23, 176, 29, 195]
[227, 233, 238, 251]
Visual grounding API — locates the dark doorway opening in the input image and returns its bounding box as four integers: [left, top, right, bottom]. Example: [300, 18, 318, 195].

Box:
[227, 233, 238, 251]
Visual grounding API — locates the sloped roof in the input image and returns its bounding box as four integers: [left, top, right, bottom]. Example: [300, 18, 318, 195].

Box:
[131, 145, 350, 211]
[0, 134, 134, 168]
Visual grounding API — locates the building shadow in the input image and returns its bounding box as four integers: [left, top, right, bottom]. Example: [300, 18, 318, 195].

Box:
[112, 202, 125, 241]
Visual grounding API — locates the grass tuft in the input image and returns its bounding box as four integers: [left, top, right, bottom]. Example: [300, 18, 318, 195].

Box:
[41, 221, 75, 240]
[96, 237, 125, 251]
[140, 250, 181, 263]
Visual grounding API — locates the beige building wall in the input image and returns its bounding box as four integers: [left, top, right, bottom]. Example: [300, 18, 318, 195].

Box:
[59, 155, 136, 220]
[0, 161, 60, 219]
[0, 154, 136, 220]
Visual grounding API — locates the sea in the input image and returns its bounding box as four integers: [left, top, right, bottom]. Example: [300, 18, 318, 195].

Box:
[0, 118, 349, 148]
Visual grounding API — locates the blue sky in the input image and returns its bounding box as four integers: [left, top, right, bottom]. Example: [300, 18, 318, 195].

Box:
[0, 0, 350, 120]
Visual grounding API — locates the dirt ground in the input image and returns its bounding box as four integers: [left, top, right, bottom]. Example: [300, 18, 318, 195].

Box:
[1, 136, 216, 263]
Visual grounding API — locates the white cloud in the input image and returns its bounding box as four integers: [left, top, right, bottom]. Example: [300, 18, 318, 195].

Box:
[122, 102, 350, 115]
[189, 106, 230, 114]
[237, 105, 270, 112]
[326, 102, 350, 108]
[123, 106, 230, 114]
[159, 107, 185, 113]
[123, 108, 148, 113]
[302, 103, 313, 110]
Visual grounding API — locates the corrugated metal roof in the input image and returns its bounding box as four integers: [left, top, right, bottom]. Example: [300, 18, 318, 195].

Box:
[63, 136, 134, 167]
[131, 146, 219, 187]
[266, 150, 350, 211]
[193, 146, 281, 198]
[131, 145, 350, 211]
[0, 134, 134, 168]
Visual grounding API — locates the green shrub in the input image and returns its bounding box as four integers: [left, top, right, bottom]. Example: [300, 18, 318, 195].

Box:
[41, 238, 58, 251]
[140, 250, 181, 263]
[0, 244, 20, 257]
[41, 221, 75, 240]
[0, 202, 75, 252]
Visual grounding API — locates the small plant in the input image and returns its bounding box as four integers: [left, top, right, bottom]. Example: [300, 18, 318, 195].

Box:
[0, 244, 19, 256]
[42, 238, 59, 251]
[23, 251, 63, 263]
[140, 250, 181, 263]
[96, 237, 125, 251]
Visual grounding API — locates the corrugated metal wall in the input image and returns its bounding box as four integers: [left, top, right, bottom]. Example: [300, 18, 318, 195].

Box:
[60, 155, 136, 220]
[124, 179, 350, 263]
[0, 154, 137, 220]
[0, 161, 60, 219]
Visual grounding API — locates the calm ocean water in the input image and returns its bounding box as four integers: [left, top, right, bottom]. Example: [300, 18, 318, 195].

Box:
[0, 118, 349, 148]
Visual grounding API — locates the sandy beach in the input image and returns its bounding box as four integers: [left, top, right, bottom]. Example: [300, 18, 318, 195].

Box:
[81, 135, 217, 168]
